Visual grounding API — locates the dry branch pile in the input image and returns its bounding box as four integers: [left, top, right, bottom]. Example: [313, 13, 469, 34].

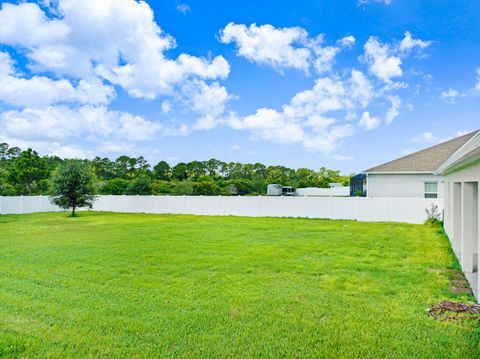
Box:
[428, 301, 480, 321]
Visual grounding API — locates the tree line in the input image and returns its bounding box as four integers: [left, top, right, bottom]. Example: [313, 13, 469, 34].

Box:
[0, 143, 353, 196]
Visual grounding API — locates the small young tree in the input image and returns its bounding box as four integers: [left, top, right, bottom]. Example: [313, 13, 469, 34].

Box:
[50, 160, 97, 216]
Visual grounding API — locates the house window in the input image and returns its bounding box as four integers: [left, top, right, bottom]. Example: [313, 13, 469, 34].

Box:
[424, 182, 438, 198]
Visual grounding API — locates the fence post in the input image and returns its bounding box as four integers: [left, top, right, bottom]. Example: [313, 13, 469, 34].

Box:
[0, 196, 2, 214]
[20, 195, 24, 214]
[356, 196, 360, 221]
[304, 195, 308, 218]
[385, 197, 389, 222]
[416, 197, 422, 224]
[329, 195, 333, 219]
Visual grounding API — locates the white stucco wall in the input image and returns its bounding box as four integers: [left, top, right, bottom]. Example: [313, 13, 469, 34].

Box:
[444, 162, 480, 183]
[443, 161, 480, 240]
[367, 173, 444, 198]
[442, 159, 480, 299]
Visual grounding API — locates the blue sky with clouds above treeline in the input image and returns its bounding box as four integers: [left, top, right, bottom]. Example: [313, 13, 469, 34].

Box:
[0, 0, 478, 173]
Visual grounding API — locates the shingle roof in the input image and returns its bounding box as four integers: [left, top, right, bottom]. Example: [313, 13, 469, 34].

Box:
[364, 130, 479, 173]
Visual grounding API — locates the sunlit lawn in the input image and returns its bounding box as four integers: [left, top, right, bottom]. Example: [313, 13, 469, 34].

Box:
[0, 212, 479, 357]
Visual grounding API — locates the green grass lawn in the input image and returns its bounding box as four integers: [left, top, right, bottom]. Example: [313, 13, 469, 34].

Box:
[0, 212, 479, 358]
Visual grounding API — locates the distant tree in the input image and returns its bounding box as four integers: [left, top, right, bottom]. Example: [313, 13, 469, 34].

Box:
[6, 146, 21, 160]
[173, 180, 193, 195]
[186, 161, 207, 180]
[314, 167, 342, 188]
[44, 155, 64, 173]
[223, 179, 253, 195]
[266, 166, 290, 185]
[10, 149, 49, 194]
[92, 157, 116, 180]
[205, 158, 222, 178]
[172, 162, 189, 181]
[134, 156, 151, 176]
[50, 160, 97, 216]
[0, 142, 350, 198]
[294, 168, 316, 188]
[153, 160, 171, 180]
[152, 180, 174, 194]
[192, 181, 219, 195]
[126, 176, 153, 195]
[0, 143, 8, 160]
[251, 175, 266, 194]
[0, 166, 15, 195]
[252, 163, 267, 178]
[101, 178, 130, 194]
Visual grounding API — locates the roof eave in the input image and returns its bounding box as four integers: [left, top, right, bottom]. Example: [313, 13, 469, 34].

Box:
[364, 171, 437, 175]
[435, 131, 480, 175]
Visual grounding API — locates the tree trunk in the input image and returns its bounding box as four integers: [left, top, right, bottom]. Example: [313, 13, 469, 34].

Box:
[72, 206, 76, 217]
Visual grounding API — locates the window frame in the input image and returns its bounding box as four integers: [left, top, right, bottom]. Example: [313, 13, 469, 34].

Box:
[424, 181, 438, 199]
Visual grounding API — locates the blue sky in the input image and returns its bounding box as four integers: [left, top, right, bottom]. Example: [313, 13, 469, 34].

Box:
[0, 0, 478, 173]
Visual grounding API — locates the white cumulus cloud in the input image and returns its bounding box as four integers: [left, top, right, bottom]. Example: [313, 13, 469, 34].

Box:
[440, 88, 461, 103]
[399, 31, 431, 52]
[362, 33, 430, 82]
[363, 37, 402, 82]
[227, 70, 380, 152]
[385, 95, 401, 124]
[0, 0, 233, 150]
[0, 106, 162, 149]
[176, 4, 191, 14]
[338, 35, 356, 48]
[219, 23, 353, 74]
[348, 69, 373, 107]
[0, 0, 229, 100]
[220, 23, 312, 72]
[357, 111, 380, 131]
[0, 51, 115, 108]
[412, 131, 437, 144]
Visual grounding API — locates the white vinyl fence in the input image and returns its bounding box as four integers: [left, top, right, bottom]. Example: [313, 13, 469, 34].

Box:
[0, 195, 443, 224]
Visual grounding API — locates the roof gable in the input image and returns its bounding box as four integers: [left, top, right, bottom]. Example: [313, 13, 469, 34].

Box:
[364, 130, 479, 173]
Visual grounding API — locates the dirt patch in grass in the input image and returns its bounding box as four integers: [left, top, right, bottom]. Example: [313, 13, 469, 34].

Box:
[447, 269, 473, 295]
[428, 268, 473, 295]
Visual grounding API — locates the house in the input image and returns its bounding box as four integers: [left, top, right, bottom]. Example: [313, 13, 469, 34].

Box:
[363, 131, 479, 198]
[436, 130, 480, 299]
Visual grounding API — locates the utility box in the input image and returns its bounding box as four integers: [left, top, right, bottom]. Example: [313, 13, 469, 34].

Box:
[267, 184, 283, 196]
[267, 184, 297, 196]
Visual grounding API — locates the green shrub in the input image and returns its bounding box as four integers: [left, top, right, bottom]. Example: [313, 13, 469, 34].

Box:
[193, 181, 219, 195]
[223, 179, 254, 195]
[152, 180, 174, 195]
[101, 178, 130, 195]
[126, 176, 153, 195]
[173, 181, 193, 195]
